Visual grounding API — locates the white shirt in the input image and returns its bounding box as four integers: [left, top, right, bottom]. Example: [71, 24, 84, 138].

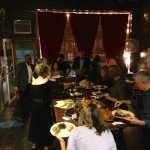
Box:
[67, 126, 117, 150]
[26, 63, 32, 83]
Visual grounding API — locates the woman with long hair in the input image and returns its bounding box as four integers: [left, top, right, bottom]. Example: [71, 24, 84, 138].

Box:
[56, 104, 116, 150]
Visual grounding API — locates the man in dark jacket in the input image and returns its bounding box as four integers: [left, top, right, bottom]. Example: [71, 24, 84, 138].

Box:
[14, 54, 35, 121]
[72, 50, 90, 82]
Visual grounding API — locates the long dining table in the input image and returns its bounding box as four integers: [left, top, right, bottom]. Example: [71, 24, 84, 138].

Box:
[52, 97, 127, 130]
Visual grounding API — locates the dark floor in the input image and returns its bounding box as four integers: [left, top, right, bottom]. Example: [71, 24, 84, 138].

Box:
[0, 99, 31, 150]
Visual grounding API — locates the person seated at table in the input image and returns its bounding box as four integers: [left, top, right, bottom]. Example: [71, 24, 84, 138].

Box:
[115, 71, 150, 150]
[87, 61, 102, 84]
[72, 50, 90, 82]
[104, 65, 132, 110]
[55, 104, 117, 150]
[28, 63, 75, 150]
[51, 61, 63, 77]
[93, 55, 101, 71]
[57, 54, 71, 76]
[98, 65, 114, 89]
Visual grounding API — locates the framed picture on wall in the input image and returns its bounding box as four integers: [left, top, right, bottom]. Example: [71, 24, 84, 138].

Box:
[13, 20, 32, 34]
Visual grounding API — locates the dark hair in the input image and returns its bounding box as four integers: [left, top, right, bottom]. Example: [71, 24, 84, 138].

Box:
[58, 54, 65, 59]
[93, 55, 101, 62]
[90, 61, 98, 70]
[51, 61, 60, 70]
[108, 65, 121, 78]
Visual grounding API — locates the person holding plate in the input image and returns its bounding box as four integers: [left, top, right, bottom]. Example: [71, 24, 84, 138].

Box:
[115, 71, 150, 150]
[28, 63, 74, 150]
[55, 104, 117, 150]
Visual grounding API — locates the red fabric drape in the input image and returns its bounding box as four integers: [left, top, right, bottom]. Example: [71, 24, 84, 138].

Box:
[70, 14, 100, 56]
[38, 12, 67, 60]
[101, 14, 128, 59]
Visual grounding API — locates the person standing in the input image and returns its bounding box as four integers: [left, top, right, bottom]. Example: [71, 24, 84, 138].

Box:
[72, 50, 90, 82]
[14, 54, 35, 121]
[57, 54, 71, 76]
[28, 63, 74, 150]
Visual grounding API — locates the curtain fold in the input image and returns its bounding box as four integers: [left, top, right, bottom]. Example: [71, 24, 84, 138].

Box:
[37, 12, 67, 60]
[70, 14, 100, 56]
[101, 14, 128, 59]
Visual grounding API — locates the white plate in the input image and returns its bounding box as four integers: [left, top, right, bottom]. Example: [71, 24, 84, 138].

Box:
[50, 122, 76, 137]
[93, 85, 107, 89]
[112, 109, 135, 119]
[54, 99, 75, 109]
[52, 75, 64, 79]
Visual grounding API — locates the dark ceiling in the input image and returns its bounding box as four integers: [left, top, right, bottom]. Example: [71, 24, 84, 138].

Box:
[0, 0, 147, 11]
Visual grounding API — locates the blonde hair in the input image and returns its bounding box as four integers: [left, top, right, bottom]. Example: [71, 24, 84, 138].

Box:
[78, 104, 107, 135]
[35, 64, 48, 76]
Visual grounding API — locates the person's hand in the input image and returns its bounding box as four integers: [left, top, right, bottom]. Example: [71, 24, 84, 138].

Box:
[49, 77, 56, 82]
[124, 116, 145, 125]
[14, 87, 19, 95]
[55, 134, 65, 142]
[103, 93, 110, 100]
[114, 101, 122, 108]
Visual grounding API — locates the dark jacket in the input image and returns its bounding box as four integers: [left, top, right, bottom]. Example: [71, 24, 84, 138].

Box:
[72, 56, 90, 74]
[15, 62, 34, 90]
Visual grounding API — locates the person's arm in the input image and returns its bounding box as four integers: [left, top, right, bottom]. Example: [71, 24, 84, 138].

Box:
[124, 116, 145, 125]
[104, 94, 118, 103]
[114, 100, 131, 107]
[63, 82, 75, 89]
[55, 135, 66, 150]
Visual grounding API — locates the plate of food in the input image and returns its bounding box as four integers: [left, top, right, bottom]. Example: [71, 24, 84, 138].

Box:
[93, 85, 107, 90]
[54, 99, 75, 109]
[112, 109, 135, 119]
[52, 75, 64, 79]
[50, 122, 75, 137]
[79, 79, 94, 89]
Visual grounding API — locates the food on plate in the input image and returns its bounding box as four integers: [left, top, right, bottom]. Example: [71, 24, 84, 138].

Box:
[114, 109, 132, 118]
[58, 123, 67, 129]
[51, 122, 76, 137]
[100, 109, 114, 121]
[52, 126, 61, 134]
[52, 75, 63, 79]
[79, 79, 94, 89]
[66, 125, 74, 132]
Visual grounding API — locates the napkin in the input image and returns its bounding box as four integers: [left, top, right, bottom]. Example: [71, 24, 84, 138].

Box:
[112, 122, 124, 125]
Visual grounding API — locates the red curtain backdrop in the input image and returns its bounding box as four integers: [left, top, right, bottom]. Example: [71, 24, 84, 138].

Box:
[38, 12, 67, 60]
[70, 14, 100, 56]
[101, 14, 128, 59]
